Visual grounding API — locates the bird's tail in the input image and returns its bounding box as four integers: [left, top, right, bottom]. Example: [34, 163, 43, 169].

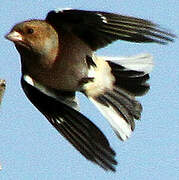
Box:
[83, 54, 153, 141]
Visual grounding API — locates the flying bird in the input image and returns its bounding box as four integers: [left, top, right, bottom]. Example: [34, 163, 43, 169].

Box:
[5, 9, 175, 171]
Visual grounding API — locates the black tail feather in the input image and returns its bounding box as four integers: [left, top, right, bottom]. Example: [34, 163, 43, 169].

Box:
[107, 61, 150, 96]
[94, 87, 142, 133]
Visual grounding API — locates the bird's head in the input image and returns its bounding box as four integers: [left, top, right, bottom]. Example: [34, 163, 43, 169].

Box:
[5, 20, 59, 68]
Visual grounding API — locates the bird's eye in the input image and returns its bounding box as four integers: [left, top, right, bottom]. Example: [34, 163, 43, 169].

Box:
[27, 28, 34, 34]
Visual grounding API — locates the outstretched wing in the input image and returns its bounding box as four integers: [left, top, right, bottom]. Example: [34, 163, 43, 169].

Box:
[21, 75, 117, 171]
[46, 9, 175, 50]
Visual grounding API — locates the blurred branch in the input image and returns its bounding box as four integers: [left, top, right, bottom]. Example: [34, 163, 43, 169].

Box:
[0, 79, 5, 105]
[0, 79, 5, 170]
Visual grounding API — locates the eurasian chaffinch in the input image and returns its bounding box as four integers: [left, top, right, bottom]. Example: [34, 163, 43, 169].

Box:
[5, 9, 175, 171]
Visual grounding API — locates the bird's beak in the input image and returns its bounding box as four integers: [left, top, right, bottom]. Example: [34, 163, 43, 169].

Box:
[5, 31, 23, 43]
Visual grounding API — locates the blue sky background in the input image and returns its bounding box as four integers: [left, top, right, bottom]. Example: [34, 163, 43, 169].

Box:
[0, 1, 178, 180]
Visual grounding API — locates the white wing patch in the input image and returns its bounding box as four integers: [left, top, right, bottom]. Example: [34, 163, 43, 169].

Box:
[97, 13, 108, 23]
[23, 75, 34, 86]
[101, 53, 154, 74]
[55, 8, 73, 13]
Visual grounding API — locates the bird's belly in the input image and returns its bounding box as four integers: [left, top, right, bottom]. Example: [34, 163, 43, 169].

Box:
[29, 61, 88, 91]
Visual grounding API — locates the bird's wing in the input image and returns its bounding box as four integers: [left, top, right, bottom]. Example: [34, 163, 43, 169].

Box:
[46, 9, 175, 50]
[21, 75, 117, 171]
